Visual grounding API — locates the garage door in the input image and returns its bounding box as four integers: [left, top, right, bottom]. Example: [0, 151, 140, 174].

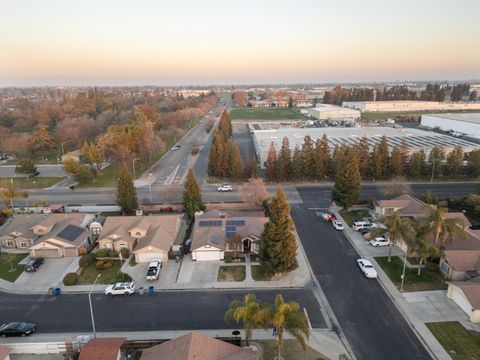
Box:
[451, 287, 473, 316]
[32, 248, 60, 258]
[136, 252, 164, 263]
[194, 250, 221, 261]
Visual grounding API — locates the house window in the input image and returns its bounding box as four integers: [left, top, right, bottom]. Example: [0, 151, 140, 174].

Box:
[440, 261, 450, 273]
[103, 243, 112, 249]
[20, 242, 27, 248]
[91, 227, 101, 235]
[119, 244, 127, 249]
[6, 240, 13, 247]
[135, 232, 142, 236]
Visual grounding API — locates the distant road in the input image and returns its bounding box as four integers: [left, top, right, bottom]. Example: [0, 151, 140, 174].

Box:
[0, 164, 67, 178]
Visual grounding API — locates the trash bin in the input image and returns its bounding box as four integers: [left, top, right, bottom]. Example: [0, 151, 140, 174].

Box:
[148, 286, 154, 295]
[54, 287, 61, 296]
[138, 287, 144, 295]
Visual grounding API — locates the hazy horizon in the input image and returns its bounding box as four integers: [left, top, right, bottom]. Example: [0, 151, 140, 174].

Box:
[1, 0, 479, 87]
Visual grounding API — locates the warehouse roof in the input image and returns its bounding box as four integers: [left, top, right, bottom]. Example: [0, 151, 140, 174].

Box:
[422, 113, 480, 124]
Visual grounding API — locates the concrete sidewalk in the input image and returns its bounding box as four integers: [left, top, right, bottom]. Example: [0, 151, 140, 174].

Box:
[335, 209, 451, 360]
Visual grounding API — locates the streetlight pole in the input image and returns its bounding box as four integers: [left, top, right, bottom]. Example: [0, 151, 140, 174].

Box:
[89, 274, 101, 338]
[430, 159, 436, 183]
[400, 247, 408, 292]
[148, 173, 153, 203]
[132, 158, 140, 179]
[61, 139, 71, 157]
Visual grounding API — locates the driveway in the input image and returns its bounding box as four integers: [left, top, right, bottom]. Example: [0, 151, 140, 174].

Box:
[122, 259, 181, 290]
[12, 257, 79, 293]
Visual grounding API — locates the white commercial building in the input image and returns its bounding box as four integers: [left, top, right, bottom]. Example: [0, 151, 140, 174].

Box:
[252, 127, 479, 169]
[342, 101, 480, 112]
[421, 113, 480, 138]
[308, 104, 360, 121]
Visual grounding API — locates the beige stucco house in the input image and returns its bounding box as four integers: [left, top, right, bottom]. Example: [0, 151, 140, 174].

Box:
[447, 278, 480, 323]
[440, 250, 480, 280]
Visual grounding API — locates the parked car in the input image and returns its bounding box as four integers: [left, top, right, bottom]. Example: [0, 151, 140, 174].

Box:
[352, 220, 377, 231]
[27, 170, 40, 178]
[369, 236, 390, 247]
[105, 282, 135, 296]
[357, 259, 378, 278]
[170, 145, 181, 151]
[332, 220, 344, 231]
[217, 184, 233, 192]
[146, 260, 162, 281]
[24, 258, 45, 272]
[359, 226, 375, 235]
[0, 322, 36, 337]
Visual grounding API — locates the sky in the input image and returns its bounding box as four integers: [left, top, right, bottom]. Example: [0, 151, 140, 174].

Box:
[1, 0, 479, 86]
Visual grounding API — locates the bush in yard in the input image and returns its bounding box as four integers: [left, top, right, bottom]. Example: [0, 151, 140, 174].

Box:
[108, 250, 118, 258]
[63, 272, 78, 286]
[79, 254, 94, 268]
[95, 249, 111, 258]
[95, 260, 105, 270]
[102, 261, 114, 269]
[120, 248, 130, 259]
[129, 256, 137, 267]
[224, 256, 233, 264]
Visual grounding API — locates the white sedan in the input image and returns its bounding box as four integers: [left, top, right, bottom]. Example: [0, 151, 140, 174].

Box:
[217, 184, 233, 192]
[370, 236, 390, 247]
[332, 220, 344, 231]
[105, 282, 135, 296]
[357, 259, 378, 278]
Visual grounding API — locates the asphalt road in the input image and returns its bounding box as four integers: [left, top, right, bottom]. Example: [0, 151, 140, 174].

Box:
[291, 187, 431, 360]
[0, 164, 67, 178]
[0, 289, 326, 334]
[232, 122, 256, 161]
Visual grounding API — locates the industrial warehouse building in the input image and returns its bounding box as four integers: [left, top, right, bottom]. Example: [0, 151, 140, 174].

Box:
[421, 113, 480, 138]
[308, 104, 360, 121]
[252, 127, 479, 169]
[342, 101, 480, 112]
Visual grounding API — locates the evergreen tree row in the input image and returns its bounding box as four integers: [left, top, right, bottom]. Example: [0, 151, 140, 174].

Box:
[264, 135, 480, 182]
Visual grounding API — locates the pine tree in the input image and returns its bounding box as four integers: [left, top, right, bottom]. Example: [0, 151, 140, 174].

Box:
[251, 156, 258, 178]
[291, 146, 303, 182]
[320, 134, 333, 178]
[183, 168, 204, 217]
[221, 139, 231, 178]
[243, 158, 252, 179]
[408, 151, 426, 179]
[445, 146, 464, 177]
[229, 143, 242, 179]
[116, 165, 138, 213]
[390, 140, 408, 177]
[277, 137, 292, 181]
[259, 187, 298, 276]
[332, 146, 361, 210]
[379, 136, 391, 178]
[265, 142, 278, 181]
[428, 146, 445, 179]
[467, 149, 480, 177]
[218, 110, 232, 137]
[302, 135, 315, 180]
[313, 139, 325, 180]
[356, 136, 370, 179]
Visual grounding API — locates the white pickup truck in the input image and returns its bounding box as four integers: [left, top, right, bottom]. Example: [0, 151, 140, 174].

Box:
[146, 260, 162, 281]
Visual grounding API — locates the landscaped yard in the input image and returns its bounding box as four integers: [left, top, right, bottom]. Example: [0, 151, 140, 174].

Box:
[426, 321, 480, 360]
[0, 253, 29, 282]
[339, 209, 371, 227]
[11, 177, 66, 189]
[255, 340, 327, 360]
[375, 256, 446, 292]
[217, 266, 246, 282]
[230, 108, 306, 120]
[251, 265, 271, 281]
[76, 260, 132, 285]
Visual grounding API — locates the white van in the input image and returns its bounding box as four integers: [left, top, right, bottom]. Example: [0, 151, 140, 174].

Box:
[352, 220, 377, 231]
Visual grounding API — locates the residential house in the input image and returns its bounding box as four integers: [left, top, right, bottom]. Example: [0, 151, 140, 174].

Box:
[374, 194, 431, 218]
[0, 213, 99, 258]
[191, 211, 268, 261]
[440, 250, 480, 280]
[78, 337, 126, 360]
[97, 215, 185, 263]
[140, 332, 258, 360]
[447, 277, 480, 323]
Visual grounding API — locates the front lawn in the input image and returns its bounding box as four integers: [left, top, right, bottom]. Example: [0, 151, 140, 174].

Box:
[255, 340, 327, 360]
[0, 253, 29, 282]
[251, 265, 272, 281]
[217, 266, 246, 282]
[230, 108, 306, 120]
[11, 177, 66, 189]
[426, 322, 480, 360]
[76, 260, 132, 285]
[375, 256, 446, 291]
[339, 209, 371, 227]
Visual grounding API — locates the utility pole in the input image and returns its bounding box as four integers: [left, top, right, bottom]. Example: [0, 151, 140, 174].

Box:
[132, 158, 140, 179]
[89, 274, 101, 338]
[430, 159, 436, 183]
[148, 173, 153, 203]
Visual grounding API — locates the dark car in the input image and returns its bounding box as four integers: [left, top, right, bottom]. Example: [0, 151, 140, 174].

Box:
[24, 258, 44, 272]
[28, 170, 40, 178]
[0, 322, 36, 337]
[359, 226, 374, 235]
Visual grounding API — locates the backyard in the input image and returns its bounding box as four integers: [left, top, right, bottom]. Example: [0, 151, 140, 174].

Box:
[255, 340, 327, 360]
[375, 256, 446, 292]
[230, 108, 306, 120]
[0, 253, 29, 282]
[76, 260, 131, 285]
[426, 322, 480, 360]
[217, 266, 246, 282]
[339, 209, 371, 227]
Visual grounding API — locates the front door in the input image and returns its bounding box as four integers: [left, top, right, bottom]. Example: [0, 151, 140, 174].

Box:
[243, 239, 251, 253]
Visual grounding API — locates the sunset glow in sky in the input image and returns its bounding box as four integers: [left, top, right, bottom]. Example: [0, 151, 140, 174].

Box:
[1, 0, 479, 86]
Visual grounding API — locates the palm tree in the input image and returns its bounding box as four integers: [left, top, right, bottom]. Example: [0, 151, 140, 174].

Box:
[224, 293, 266, 346]
[426, 207, 466, 248]
[372, 211, 413, 262]
[268, 294, 310, 360]
[411, 221, 440, 276]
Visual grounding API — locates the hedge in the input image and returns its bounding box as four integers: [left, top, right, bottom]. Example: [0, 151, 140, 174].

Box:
[63, 272, 78, 286]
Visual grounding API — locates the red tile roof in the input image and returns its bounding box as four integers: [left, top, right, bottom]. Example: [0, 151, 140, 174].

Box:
[79, 337, 126, 360]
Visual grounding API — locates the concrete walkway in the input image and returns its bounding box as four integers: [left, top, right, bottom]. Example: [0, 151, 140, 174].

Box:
[335, 209, 452, 360]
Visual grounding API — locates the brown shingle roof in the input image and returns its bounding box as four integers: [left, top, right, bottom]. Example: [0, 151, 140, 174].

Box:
[0, 345, 11, 360]
[140, 332, 257, 360]
[78, 337, 126, 360]
[376, 194, 431, 218]
[444, 250, 480, 271]
[449, 277, 480, 310]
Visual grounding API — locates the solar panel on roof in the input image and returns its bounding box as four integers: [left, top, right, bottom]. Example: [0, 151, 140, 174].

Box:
[57, 224, 84, 242]
[226, 220, 245, 226]
[198, 220, 222, 227]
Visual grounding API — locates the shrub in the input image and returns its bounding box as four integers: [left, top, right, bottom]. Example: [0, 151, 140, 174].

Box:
[129, 256, 137, 267]
[63, 272, 78, 286]
[79, 254, 94, 268]
[120, 248, 129, 259]
[95, 260, 105, 270]
[102, 261, 114, 269]
[224, 256, 233, 264]
[108, 249, 118, 258]
[95, 249, 110, 258]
